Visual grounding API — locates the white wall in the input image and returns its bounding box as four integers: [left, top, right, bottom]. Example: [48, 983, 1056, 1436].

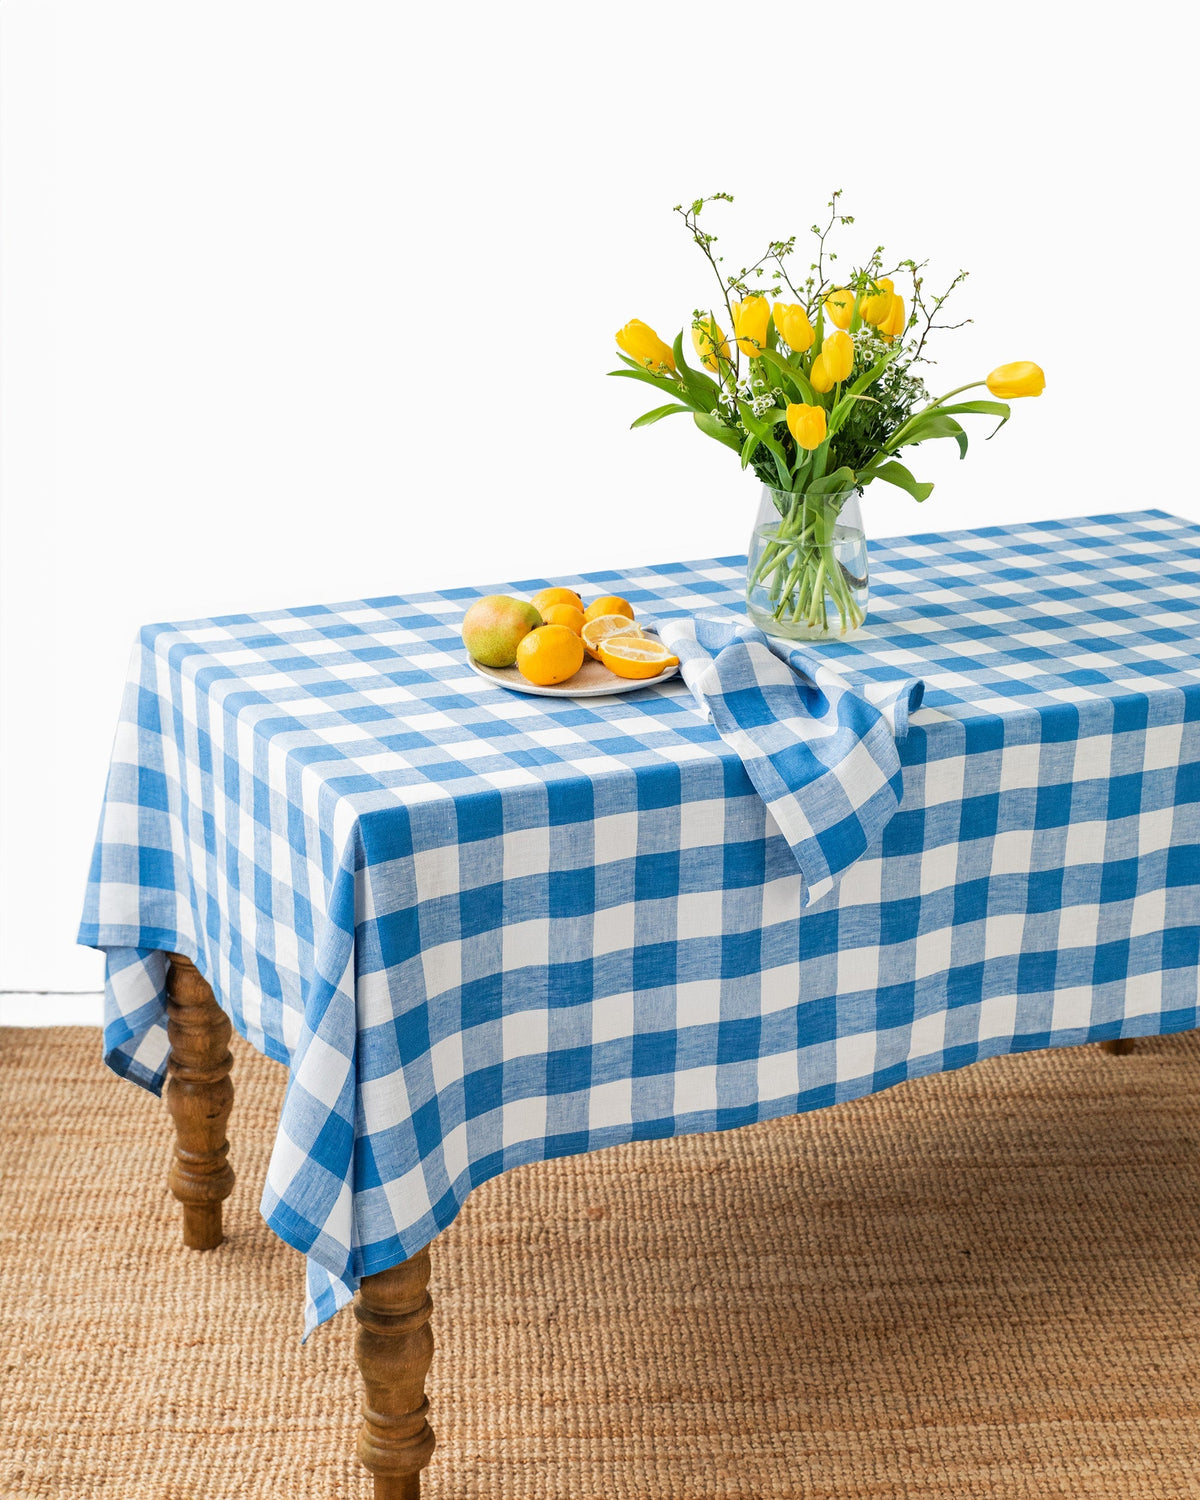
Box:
[3, 0, 1197, 990]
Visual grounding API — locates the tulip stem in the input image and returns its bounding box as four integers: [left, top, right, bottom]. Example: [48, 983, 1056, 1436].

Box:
[748, 491, 865, 638]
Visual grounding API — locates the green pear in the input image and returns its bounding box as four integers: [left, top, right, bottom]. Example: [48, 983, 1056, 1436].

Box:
[462, 595, 542, 667]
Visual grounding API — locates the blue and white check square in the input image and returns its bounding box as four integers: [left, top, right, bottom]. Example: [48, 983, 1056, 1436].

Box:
[79, 510, 1200, 1332]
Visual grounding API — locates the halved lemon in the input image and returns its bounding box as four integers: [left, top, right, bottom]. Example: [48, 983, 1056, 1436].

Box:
[581, 613, 644, 660]
[598, 635, 680, 680]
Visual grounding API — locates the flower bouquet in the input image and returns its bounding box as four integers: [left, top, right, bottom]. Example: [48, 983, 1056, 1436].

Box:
[609, 192, 1044, 639]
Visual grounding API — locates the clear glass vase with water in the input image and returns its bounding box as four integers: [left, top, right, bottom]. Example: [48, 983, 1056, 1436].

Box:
[745, 485, 868, 641]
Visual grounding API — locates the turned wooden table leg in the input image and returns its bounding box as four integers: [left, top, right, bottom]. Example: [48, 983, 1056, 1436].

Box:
[165, 952, 235, 1249]
[1100, 1038, 1137, 1056]
[355, 1249, 436, 1499]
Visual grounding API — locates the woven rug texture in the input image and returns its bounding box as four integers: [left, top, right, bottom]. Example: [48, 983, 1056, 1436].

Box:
[1, 1026, 1198, 1499]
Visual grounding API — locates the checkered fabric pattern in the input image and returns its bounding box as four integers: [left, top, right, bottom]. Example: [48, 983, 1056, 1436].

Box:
[656, 613, 924, 906]
[79, 509, 1200, 1333]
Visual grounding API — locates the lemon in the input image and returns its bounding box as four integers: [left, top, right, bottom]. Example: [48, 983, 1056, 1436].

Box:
[581, 614, 644, 660]
[584, 594, 634, 623]
[541, 603, 586, 635]
[516, 624, 585, 686]
[598, 636, 679, 680]
[531, 586, 583, 616]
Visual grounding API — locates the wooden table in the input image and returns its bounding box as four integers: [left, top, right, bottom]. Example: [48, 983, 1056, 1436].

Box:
[161, 949, 1137, 1497]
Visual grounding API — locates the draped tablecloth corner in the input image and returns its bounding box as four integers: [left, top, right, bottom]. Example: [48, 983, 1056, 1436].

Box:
[655, 612, 925, 906]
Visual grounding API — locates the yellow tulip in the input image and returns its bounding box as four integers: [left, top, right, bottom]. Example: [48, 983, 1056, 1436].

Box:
[691, 315, 732, 373]
[773, 302, 814, 353]
[879, 294, 906, 341]
[824, 287, 855, 330]
[786, 402, 827, 451]
[732, 296, 771, 357]
[821, 330, 855, 383]
[986, 361, 1046, 398]
[859, 278, 894, 328]
[615, 319, 676, 374]
[809, 351, 834, 394]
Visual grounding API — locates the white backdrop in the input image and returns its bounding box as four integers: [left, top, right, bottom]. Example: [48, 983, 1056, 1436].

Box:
[2, 0, 1198, 991]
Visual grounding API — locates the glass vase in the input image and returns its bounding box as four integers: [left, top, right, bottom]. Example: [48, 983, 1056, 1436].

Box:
[745, 485, 868, 641]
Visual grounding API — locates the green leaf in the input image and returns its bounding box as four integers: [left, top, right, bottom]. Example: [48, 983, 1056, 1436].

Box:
[672, 332, 721, 409]
[693, 410, 743, 452]
[760, 430, 791, 478]
[862, 460, 934, 502]
[899, 412, 969, 459]
[934, 399, 1009, 418]
[758, 348, 816, 405]
[736, 400, 792, 481]
[933, 399, 1011, 437]
[739, 430, 760, 470]
[825, 348, 903, 437]
[631, 403, 691, 429]
[607, 366, 687, 400]
[786, 361, 818, 405]
[614, 351, 674, 379]
[806, 465, 857, 498]
[737, 399, 787, 440]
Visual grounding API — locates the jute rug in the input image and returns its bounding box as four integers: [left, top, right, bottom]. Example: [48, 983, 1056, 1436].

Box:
[1, 1028, 1198, 1500]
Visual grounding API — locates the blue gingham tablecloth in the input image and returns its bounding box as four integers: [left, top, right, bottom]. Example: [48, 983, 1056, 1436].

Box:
[79, 509, 1200, 1333]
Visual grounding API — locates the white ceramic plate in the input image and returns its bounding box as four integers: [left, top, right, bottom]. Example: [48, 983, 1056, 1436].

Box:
[468, 653, 679, 698]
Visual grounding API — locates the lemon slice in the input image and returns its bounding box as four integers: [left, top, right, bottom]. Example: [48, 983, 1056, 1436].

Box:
[581, 613, 644, 660]
[597, 635, 680, 680]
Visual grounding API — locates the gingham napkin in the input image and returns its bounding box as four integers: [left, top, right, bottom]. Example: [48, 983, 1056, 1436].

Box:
[656, 613, 924, 906]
